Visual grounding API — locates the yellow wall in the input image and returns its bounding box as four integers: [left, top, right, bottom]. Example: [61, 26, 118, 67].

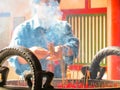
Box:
[91, 0, 107, 8]
[60, 0, 85, 9]
[60, 0, 107, 9]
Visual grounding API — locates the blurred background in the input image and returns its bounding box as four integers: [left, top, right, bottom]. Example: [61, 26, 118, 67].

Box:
[1, 0, 119, 81]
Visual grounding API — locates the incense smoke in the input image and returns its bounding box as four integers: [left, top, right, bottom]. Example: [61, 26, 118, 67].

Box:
[31, 0, 63, 29]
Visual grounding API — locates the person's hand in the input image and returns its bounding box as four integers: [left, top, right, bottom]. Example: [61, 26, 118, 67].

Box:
[29, 46, 49, 60]
[63, 45, 73, 56]
[46, 45, 63, 61]
[47, 45, 73, 61]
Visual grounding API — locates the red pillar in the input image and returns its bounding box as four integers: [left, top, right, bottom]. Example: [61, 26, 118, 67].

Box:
[107, 0, 120, 80]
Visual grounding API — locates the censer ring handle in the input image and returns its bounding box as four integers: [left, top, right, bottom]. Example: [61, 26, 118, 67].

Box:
[0, 46, 42, 90]
[90, 46, 120, 79]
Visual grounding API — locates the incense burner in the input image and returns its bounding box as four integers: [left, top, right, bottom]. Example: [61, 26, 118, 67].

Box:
[0, 46, 120, 90]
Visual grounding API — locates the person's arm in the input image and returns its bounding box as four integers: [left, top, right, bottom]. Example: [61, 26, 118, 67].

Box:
[17, 47, 49, 64]
[46, 22, 79, 65]
[8, 24, 50, 75]
[9, 23, 50, 62]
[62, 22, 79, 65]
[8, 25, 30, 75]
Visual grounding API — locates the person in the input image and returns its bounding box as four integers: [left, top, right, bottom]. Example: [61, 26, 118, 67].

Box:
[8, 0, 79, 78]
